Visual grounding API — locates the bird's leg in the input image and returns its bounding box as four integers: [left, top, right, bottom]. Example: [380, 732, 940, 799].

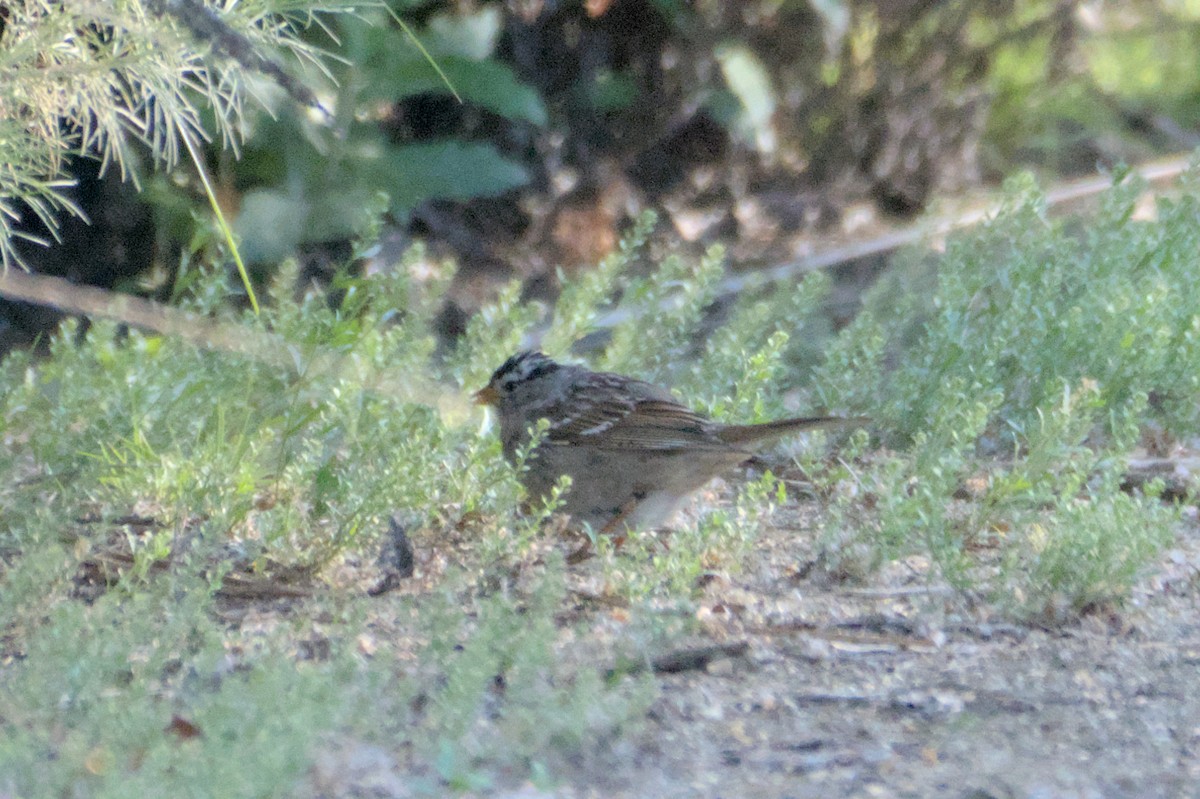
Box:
[565, 540, 594, 564]
[654, 527, 673, 552]
[598, 494, 646, 548]
[566, 495, 641, 564]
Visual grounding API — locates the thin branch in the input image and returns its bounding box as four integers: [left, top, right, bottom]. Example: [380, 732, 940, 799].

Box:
[0, 267, 468, 413]
[595, 153, 1194, 330]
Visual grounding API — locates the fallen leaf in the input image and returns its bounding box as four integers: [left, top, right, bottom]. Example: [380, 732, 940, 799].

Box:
[84, 746, 110, 775]
[165, 715, 203, 740]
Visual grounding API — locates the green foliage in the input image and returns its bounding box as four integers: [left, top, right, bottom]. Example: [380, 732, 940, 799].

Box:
[1, 218, 786, 793]
[0, 284, 633, 794]
[0, 561, 652, 797]
[601, 243, 726, 381]
[823, 171, 1200, 445]
[541, 209, 657, 356]
[446, 279, 541, 392]
[828, 377, 1001, 585]
[1010, 488, 1174, 620]
[0, 584, 353, 797]
[368, 55, 548, 126]
[383, 141, 531, 210]
[993, 382, 1175, 619]
[2, 173, 1198, 793]
[608, 472, 785, 600]
[0, 0, 352, 269]
[416, 564, 654, 785]
[983, 1, 1200, 170]
[817, 171, 1194, 614]
[229, 5, 545, 262]
[685, 271, 833, 421]
[2, 261, 494, 576]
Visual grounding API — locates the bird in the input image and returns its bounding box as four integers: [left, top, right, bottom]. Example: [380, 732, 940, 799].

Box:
[475, 350, 865, 533]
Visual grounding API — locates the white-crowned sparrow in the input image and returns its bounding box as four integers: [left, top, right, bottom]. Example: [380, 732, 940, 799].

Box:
[475, 350, 864, 532]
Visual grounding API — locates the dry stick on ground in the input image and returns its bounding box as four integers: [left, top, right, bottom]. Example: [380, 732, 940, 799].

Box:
[0, 269, 281, 361]
[712, 154, 1192, 297]
[592, 153, 1193, 329]
[604, 641, 751, 679]
[0, 268, 466, 415]
[838, 585, 957, 598]
[1121, 456, 1200, 501]
[73, 536, 317, 601]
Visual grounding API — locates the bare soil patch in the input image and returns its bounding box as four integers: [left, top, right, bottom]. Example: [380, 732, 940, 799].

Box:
[283, 487, 1200, 799]
[566, 506, 1200, 798]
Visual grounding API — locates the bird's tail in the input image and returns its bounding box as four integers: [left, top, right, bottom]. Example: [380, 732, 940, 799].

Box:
[716, 415, 869, 447]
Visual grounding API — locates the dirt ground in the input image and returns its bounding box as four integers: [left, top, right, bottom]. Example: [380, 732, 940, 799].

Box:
[298, 488, 1200, 799]
[572, 517, 1200, 799]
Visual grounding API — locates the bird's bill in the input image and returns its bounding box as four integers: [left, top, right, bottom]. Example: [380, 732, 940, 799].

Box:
[473, 385, 500, 406]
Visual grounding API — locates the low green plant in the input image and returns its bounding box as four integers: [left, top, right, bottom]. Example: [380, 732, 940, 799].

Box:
[541, 210, 658, 356]
[0, 578, 350, 797]
[685, 270, 833, 421]
[609, 471, 786, 600]
[817, 170, 1195, 615]
[3, 171, 1198, 796]
[600, 243, 726, 380]
[414, 561, 655, 787]
[0, 555, 653, 797]
[823, 171, 1200, 444]
[0, 219, 765, 794]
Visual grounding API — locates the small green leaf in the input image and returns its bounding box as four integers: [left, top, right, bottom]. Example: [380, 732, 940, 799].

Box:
[369, 55, 548, 126]
[381, 141, 530, 213]
[587, 70, 639, 112]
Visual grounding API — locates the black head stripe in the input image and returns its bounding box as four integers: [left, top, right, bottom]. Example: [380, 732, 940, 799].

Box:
[491, 352, 529, 382]
[524, 359, 561, 382]
[490, 351, 560, 389]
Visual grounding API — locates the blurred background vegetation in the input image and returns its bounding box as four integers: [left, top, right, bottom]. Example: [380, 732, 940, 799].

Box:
[4, 0, 1200, 349]
[5, 5, 1200, 791]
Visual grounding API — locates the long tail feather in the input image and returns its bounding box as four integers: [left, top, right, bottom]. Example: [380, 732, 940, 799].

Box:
[716, 415, 869, 446]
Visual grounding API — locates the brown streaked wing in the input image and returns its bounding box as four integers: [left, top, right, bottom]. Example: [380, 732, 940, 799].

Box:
[548, 392, 731, 451]
[544, 397, 636, 441]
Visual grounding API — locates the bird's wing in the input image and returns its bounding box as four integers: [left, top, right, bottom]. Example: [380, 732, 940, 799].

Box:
[544, 377, 731, 452]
